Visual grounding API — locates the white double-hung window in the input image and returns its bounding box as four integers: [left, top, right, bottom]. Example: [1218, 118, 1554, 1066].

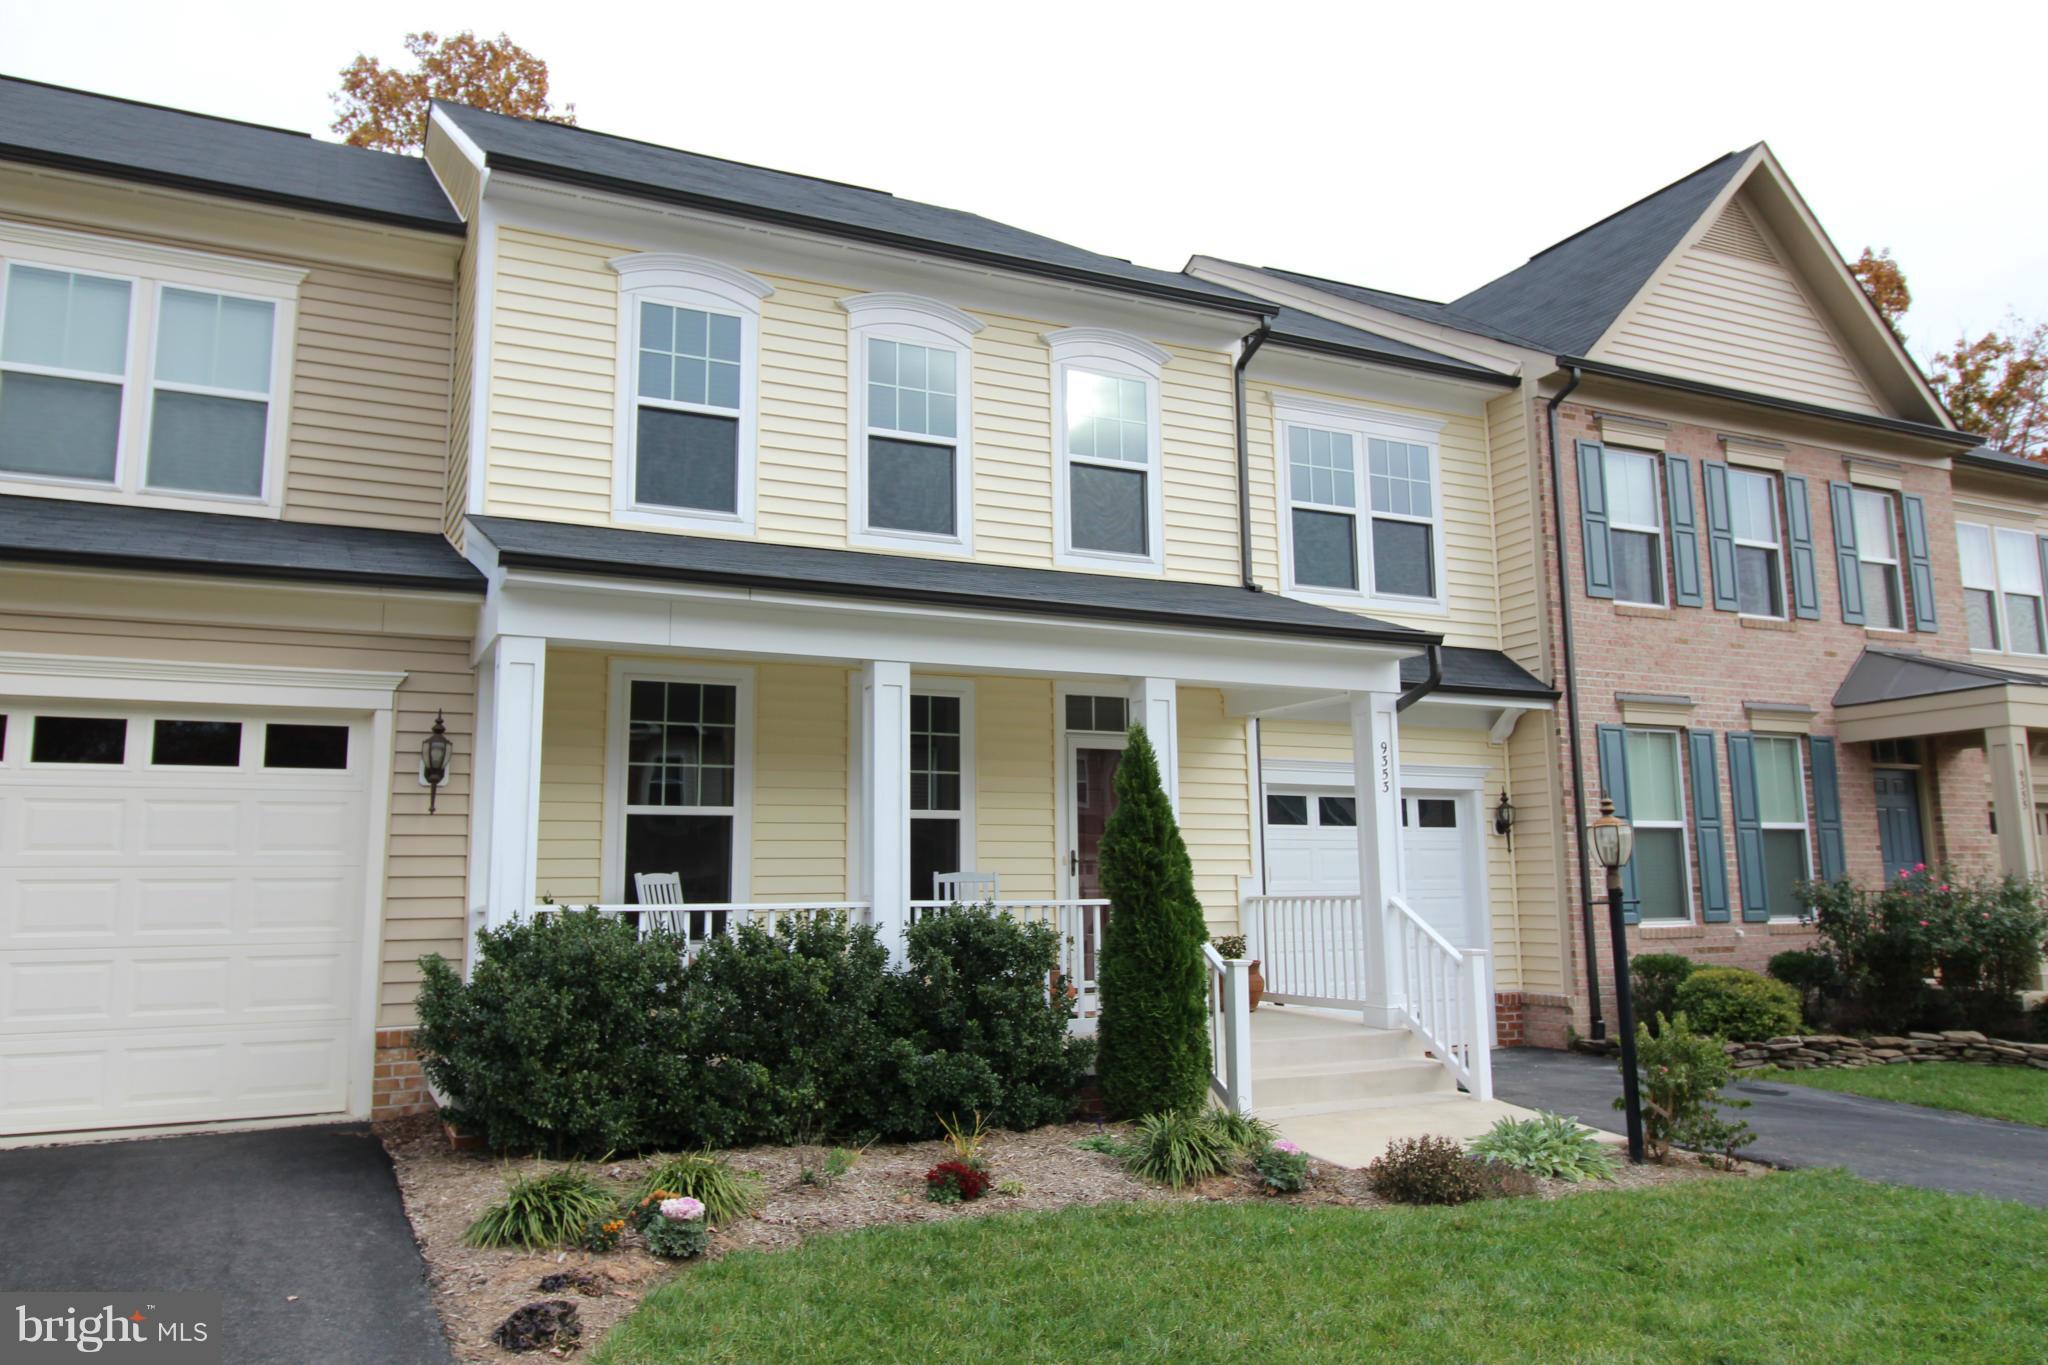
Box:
[1048, 328, 1167, 571]
[1851, 488, 1905, 630]
[843, 294, 979, 551]
[1727, 467, 1786, 618]
[1994, 525, 2047, 655]
[0, 223, 298, 512]
[1958, 522, 2001, 650]
[1752, 735, 1810, 919]
[610, 253, 772, 533]
[1623, 729, 1690, 920]
[1276, 395, 1445, 607]
[1604, 449, 1665, 606]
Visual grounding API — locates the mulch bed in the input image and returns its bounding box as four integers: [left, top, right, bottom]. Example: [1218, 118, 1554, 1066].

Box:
[377, 1114, 1745, 1361]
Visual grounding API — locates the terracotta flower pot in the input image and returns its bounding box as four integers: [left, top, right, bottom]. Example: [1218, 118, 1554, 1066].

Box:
[1248, 960, 1265, 1012]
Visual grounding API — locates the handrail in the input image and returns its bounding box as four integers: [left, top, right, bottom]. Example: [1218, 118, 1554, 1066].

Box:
[1202, 943, 1254, 1114]
[1387, 893, 1493, 1102]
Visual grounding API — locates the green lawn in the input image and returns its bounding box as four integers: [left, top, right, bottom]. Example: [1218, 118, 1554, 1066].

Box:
[1755, 1061, 2048, 1127]
[591, 1172, 2048, 1365]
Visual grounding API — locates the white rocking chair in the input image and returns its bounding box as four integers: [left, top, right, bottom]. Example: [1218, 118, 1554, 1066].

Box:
[633, 871, 688, 938]
[934, 871, 1000, 905]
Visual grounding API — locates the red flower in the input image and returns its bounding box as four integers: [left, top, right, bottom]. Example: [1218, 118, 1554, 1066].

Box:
[925, 1160, 990, 1202]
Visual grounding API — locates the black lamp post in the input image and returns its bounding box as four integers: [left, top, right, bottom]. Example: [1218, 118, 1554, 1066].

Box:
[1588, 795, 1645, 1163]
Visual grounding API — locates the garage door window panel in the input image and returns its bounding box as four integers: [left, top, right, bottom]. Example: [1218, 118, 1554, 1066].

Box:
[30, 715, 127, 765]
[152, 719, 243, 767]
[263, 723, 350, 771]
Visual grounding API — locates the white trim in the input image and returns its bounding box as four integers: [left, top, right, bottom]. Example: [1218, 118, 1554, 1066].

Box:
[465, 199, 497, 518]
[606, 253, 772, 534]
[0, 651, 405, 711]
[910, 676, 976, 892]
[1047, 327, 1167, 573]
[1397, 785, 1491, 956]
[600, 658, 755, 905]
[1271, 391, 1449, 613]
[842, 292, 977, 554]
[427, 105, 491, 183]
[0, 226, 300, 517]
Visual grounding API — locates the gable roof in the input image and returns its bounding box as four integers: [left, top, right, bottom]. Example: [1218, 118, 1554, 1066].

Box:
[1251, 265, 1549, 351]
[0, 74, 465, 235]
[1447, 149, 1755, 356]
[435, 102, 1270, 319]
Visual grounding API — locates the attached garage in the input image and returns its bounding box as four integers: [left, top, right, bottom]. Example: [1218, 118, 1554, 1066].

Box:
[0, 671, 400, 1141]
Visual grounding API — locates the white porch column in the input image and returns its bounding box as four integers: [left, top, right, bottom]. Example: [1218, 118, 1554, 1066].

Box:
[1129, 677, 1180, 813]
[860, 661, 913, 958]
[1985, 725, 2042, 880]
[1349, 690, 1406, 1030]
[470, 635, 547, 940]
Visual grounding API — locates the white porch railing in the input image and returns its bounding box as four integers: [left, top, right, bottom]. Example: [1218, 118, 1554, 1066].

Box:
[1389, 894, 1494, 1102]
[523, 901, 874, 953]
[911, 899, 1110, 1031]
[1202, 942, 1255, 1113]
[1241, 894, 1370, 1007]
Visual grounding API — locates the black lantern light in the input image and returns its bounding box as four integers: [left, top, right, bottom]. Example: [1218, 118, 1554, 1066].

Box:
[1492, 790, 1515, 848]
[420, 709, 452, 814]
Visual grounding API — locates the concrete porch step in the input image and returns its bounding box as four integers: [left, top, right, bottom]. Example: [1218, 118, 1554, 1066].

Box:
[1252, 1056, 1456, 1111]
[1258, 1089, 1472, 1122]
[1251, 1025, 1420, 1069]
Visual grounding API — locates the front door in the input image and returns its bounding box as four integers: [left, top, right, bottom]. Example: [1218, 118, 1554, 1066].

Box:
[1874, 768, 1925, 880]
[1066, 737, 1125, 899]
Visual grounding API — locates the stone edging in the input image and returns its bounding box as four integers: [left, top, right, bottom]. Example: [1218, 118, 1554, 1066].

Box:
[1724, 1031, 2048, 1072]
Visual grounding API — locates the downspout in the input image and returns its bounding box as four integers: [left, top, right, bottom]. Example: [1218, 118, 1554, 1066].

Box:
[1233, 321, 1273, 591]
[1545, 365, 1604, 1038]
[1394, 643, 1443, 713]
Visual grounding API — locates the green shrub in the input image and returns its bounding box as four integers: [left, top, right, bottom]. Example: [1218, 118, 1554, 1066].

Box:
[415, 909, 695, 1156]
[1467, 1111, 1619, 1182]
[464, 1168, 617, 1250]
[1767, 949, 1839, 1028]
[1365, 1135, 1535, 1205]
[1799, 868, 2047, 1032]
[1073, 1131, 1131, 1158]
[1630, 953, 1696, 1033]
[1122, 1109, 1233, 1188]
[1252, 1141, 1312, 1193]
[1205, 1109, 1277, 1154]
[1625, 1012, 1754, 1163]
[1095, 725, 1212, 1119]
[1671, 966, 1803, 1041]
[892, 905, 1095, 1129]
[635, 1151, 762, 1224]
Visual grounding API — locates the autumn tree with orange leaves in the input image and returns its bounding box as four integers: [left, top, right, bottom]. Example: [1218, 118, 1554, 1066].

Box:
[1851, 246, 2046, 460]
[332, 31, 574, 155]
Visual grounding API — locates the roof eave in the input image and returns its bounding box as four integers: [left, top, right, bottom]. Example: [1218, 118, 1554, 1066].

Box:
[481, 153, 1277, 320]
[0, 143, 468, 237]
[0, 542, 485, 594]
[1263, 330, 1518, 388]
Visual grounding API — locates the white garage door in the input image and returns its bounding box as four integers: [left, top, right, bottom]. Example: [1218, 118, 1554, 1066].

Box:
[0, 706, 367, 1137]
[1263, 786, 1477, 949]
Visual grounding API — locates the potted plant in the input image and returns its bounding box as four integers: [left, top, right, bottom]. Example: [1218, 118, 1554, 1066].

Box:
[1211, 934, 1264, 1011]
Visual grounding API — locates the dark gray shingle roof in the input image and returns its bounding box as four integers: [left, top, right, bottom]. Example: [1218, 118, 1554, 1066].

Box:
[434, 102, 1270, 317]
[1407, 647, 1554, 700]
[0, 75, 464, 234]
[469, 514, 1435, 646]
[0, 494, 484, 592]
[1955, 446, 2045, 480]
[1446, 149, 1754, 356]
[1834, 647, 2048, 707]
[1254, 267, 1549, 351]
[1262, 306, 1513, 384]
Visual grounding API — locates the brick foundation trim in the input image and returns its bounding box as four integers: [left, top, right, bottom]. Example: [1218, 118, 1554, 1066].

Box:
[373, 1027, 435, 1120]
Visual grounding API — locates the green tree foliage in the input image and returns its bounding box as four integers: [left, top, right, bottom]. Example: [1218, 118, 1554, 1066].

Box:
[1094, 724, 1211, 1118]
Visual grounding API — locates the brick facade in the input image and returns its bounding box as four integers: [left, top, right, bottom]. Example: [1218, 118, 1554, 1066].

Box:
[1532, 399, 2010, 1043]
[372, 1028, 434, 1120]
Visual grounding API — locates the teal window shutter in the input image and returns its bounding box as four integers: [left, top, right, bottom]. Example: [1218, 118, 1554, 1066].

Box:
[1901, 495, 1938, 631]
[1594, 724, 1639, 923]
[1783, 474, 1822, 620]
[1828, 481, 1866, 624]
[1810, 735, 1845, 881]
[1688, 729, 1730, 922]
[1665, 453, 1704, 607]
[1701, 461, 1740, 612]
[1577, 441, 1613, 599]
[1726, 732, 1769, 922]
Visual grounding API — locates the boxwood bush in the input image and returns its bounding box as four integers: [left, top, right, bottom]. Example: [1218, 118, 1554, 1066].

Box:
[1670, 966, 1803, 1041]
[1629, 953, 1696, 1034]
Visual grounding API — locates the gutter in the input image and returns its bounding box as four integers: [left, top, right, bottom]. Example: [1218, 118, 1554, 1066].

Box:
[1558, 356, 1976, 447]
[1233, 320, 1273, 590]
[1395, 643, 1444, 712]
[482, 154, 1278, 321]
[1545, 364, 1605, 1040]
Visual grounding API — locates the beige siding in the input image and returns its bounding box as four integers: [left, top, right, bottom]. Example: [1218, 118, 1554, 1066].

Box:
[754, 664, 849, 897]
[481, 227, 1247, 582]
[1179, 687, 1253, 930]
[1489, 390, 1546, 675]
[1599, 200, 1886, 416]
[1245, 381, 1501, 648]
[536, 649, 607, 903]
[977, 676, 1058, 896]
[0, 592, 474, 1029]
[283, 265, 454, 534]
[1505, 713, 1565, 993]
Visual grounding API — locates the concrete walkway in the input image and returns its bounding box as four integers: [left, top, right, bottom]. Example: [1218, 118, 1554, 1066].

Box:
[1492, 1046, 2048, 1207]
[0, 1124, 451, 1364]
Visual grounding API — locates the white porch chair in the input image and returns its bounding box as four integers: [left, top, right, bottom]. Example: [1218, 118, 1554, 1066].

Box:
[934, 871, 1000, 905]
[633, 871, 688, 938]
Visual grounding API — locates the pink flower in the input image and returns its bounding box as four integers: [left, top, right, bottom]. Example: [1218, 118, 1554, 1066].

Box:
[1272, 1139, 1302, 1154]
[659, 1196, 706, 1222]
[1939, 885, 1950, 892]
[1914, 863, 1926, 871]
[1918, 920, 1929, 928]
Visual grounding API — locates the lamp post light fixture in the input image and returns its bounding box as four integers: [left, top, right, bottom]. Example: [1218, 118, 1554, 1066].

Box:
[1588, 794, 1645, 1163]
[420, 710, 452, 814]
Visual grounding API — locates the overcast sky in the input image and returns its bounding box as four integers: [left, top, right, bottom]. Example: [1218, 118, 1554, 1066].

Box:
[7, 1, 2041, 366]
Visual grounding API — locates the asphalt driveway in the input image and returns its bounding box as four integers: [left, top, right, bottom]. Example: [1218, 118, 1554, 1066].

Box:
[1493, 1046, 2048, 1207]
[0, 1123, 449, 1364]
